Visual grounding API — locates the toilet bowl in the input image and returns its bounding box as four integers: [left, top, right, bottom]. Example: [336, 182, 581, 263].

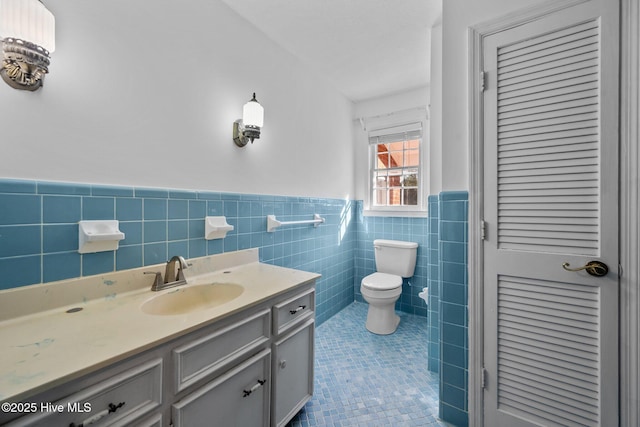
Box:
[361, 272, 403, 334]
[360, 239, 418, 335]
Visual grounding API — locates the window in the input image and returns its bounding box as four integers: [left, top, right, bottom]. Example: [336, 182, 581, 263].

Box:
[368, 122, 424, 214]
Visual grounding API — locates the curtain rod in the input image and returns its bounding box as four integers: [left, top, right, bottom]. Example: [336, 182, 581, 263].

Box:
[354, 106, 429, 131]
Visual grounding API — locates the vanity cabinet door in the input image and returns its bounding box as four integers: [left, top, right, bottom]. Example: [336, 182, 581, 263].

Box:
[172, 349, 271, 427]
[272, 319, 314, 427]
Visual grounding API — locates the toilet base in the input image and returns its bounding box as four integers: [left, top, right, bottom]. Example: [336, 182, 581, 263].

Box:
[360, 280, 402, 335]
[365, 305, 401, 335]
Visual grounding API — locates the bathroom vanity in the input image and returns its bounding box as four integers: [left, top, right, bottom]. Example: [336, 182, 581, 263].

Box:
[0, 249, 319, 427]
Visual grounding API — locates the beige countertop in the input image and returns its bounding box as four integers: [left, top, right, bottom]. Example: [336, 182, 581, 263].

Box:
[0, 249, 320, 403]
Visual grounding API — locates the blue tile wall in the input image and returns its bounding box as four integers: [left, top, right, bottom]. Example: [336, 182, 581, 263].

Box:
[353, 193, 471, 427]
[427, 195, 440, 373]
[438, 191, 469, 427]
[1, 178, 470, 427]
[353, 201, 429, 317]
[0, 179, 355, 325]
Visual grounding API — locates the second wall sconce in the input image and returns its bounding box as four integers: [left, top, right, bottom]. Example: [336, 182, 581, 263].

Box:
[0, 0, 55, 91]
[233, 92, 264, 147]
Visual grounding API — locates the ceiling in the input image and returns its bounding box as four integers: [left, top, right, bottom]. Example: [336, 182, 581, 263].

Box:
[220, 0, 442, 103]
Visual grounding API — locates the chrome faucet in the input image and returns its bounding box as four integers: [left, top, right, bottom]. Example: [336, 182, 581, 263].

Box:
[145, 255, 189, 291]
[165, 255, 188, 284]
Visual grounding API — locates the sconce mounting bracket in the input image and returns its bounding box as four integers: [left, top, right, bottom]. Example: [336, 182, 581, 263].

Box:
[1, 37, 50, 91]
[233, 120, 261, 147]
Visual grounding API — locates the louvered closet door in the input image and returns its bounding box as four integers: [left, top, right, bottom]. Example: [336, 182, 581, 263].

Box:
[482, 1, 619, 426]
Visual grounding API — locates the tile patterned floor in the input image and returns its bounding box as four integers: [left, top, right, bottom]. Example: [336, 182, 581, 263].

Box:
[287, 302, 449, 427]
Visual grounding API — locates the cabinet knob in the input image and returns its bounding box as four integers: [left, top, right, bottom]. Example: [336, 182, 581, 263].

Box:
[279, 359, 287, 369]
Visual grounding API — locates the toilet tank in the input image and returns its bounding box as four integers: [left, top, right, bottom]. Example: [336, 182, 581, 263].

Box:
[373, 239, 418, 277]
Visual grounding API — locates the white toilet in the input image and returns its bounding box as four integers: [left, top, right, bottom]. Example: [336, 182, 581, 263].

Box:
[360, 239, 418, 335]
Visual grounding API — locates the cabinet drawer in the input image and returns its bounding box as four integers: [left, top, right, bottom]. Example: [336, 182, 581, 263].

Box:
[7, 358, 162, 427]
[174, 308, 270, 393]
[273, 288, 315, 336]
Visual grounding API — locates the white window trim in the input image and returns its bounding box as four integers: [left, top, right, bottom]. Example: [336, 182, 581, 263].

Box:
[364, 121, 428, 218]
[363, 207, 428, 218]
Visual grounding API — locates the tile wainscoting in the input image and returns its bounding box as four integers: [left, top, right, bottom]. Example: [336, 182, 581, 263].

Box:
[0, 178, 469, 426]
[353, 201, 430, 317]
[0, 179, 355, 325]
[352, 193, 469, 426]
[431, 192, 469, 427]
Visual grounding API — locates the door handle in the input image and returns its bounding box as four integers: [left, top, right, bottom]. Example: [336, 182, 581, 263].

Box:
[562, 261, 609, 277]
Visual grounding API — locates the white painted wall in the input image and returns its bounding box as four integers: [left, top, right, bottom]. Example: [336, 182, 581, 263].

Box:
[440, 0, 549, 191]
[0, 0, 354, 200]
[352, 86, 429, 202]
[429, 19, 443, 195]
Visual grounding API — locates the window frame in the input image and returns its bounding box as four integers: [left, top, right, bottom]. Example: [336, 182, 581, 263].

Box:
[364, 122, 427, 217]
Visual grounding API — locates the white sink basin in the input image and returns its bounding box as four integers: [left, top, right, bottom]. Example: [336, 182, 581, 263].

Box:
[141, 283, 244, 315]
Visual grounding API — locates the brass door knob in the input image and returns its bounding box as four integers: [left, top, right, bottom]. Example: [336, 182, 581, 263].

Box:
[562, 261, 609, 277]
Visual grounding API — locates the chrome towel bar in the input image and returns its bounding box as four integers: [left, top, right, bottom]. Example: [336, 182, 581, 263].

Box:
[267, 214, 325, 232]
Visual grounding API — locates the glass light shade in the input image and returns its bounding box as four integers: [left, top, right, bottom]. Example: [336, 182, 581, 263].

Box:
[0, 0, 55, 52]
[242, 96, 264, 128]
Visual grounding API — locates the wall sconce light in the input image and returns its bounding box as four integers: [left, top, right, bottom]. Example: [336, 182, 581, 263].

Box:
[233, 92, 264, 147]
[0, 0, 55, 91]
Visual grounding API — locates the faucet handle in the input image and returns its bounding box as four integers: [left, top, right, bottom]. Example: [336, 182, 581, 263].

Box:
[144, 271, 164, 291]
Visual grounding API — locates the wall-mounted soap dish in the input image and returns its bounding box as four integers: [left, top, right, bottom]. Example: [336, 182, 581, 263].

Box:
[78, 220, 125, 254]
[205, 216, 234, 240]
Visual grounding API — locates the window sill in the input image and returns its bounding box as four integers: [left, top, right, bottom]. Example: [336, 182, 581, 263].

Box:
[363, 208, 428, 218]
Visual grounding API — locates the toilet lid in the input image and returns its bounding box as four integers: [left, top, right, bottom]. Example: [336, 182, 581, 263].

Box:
[362, 272, 402, 290]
